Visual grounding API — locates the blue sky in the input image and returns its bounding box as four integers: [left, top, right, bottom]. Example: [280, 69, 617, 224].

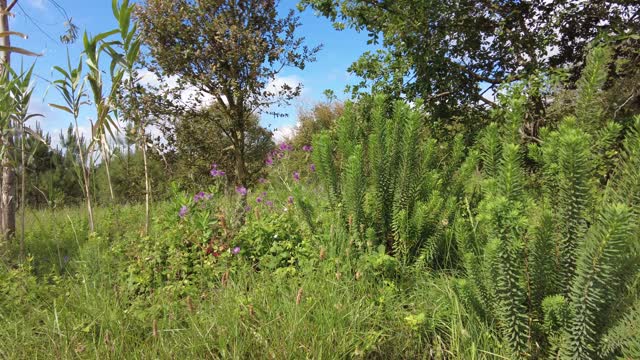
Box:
[8, 0, 374, 143]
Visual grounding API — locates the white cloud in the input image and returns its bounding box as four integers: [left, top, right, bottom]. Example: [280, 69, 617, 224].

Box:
[267, 75, 304, 96]
[272, 125, 297, 143]
[26, 0, 47, 10]
[136, 69, 215, 109]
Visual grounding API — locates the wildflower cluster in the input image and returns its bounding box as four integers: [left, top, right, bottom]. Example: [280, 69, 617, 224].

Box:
[210, 163, 226, 177]
[193, 191, 213, 203]
[255, 191, 274, 208]
[265, 141, 295, 166]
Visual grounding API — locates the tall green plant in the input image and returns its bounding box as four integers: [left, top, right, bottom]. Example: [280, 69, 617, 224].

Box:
[50, 53, 94, 231]
[456, 44, 640, 359]
[110, 0, 150, 234]
[313, 95, 458, 264]
[83, 29, 124, 203]
[10, 64, 44, 258]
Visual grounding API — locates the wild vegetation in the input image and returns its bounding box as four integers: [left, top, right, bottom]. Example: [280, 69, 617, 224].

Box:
[1, 0, 639, 359]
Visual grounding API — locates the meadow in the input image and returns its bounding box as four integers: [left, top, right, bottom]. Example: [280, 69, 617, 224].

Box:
[1, 0, 639, 359]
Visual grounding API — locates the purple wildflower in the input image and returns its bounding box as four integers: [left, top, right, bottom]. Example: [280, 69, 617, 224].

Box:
[266, 200, 274, 208]
[293, 171, 300, 181]
[279, 142, 292, 151]
[258, 177, 267, 183]
[179, 205, 189, 218]
[302, 145, 312, 152]
[244, 205, 252, 212]
[288, 196, 294, 204]
[236, 186, 248, 196]
[210, 163, 226, 177]
[256, 196, 263, 203]
[309, 163, 316, 172]
[194, 192, 213, 202]
[232, 246, 241, 255]
[265, 156, 273, 166]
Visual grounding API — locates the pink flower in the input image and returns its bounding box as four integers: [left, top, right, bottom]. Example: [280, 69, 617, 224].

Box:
[232, 246, 241, 255]
[236, 186, 247, 196]
[293, 171, 300, 181]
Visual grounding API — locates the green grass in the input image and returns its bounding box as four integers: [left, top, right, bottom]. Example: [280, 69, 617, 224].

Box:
[0, 196, 509, 359]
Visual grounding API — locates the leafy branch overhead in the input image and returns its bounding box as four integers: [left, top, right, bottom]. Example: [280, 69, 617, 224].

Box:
[300, 0, 640, 120]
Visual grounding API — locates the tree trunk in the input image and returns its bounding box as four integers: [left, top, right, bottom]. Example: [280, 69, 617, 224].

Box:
[140, 129, 150, 235]
[19, 121, 25, 259]
[74, 118, 94, 232]
[233, 130, 248, 226]
[1, 0, 16, 243]
[100, 134, 115, 201]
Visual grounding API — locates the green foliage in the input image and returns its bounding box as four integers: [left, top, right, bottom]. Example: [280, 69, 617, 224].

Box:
[455, 44, 640, 359]
[300, 0, 638, 123]
[566, 204, 634, 360]
[600, 299, 640, 359]
[342, 144, 366, 241]
[552, 120, 594, 289]
[312, 132, 339, 204]
[575, 45, 612, 132]
[313, 95, 461, 266]
[138, 0, 320, 186]
[161, 105, 274, 190]
[235, 211, 313, 274]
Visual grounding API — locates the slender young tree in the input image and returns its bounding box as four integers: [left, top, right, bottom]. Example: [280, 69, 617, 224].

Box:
[110, 0, 151, 234]
[11, 65, 43, 259]
[83, 30, 124, 204]
[50, 55, 95, 231]
[137, 0, 321, 189]
[0, 0, 40, 243]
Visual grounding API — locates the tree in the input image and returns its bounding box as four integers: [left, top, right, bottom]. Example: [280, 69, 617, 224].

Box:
[1, 0, 41, 243]
[137, 0, 320, 189]
[50, 54, 96, 231]
[300, 0, 640, 121]
[290, 100, 343, 149]
[156, 103, 274, 190]
[110, 0, 153, 234]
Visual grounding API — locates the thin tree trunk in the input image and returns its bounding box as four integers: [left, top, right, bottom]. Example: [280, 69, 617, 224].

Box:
[73, 118, 94, 232]
[19, 121, 25, 259]
[141, 130, 150, 235]
[1, 0, 16, 243]
[234, 132, 248, 226]
[100, 134, 114, 201]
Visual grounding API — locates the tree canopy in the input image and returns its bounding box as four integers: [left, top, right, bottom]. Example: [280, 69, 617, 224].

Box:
[300, 0, 640, 119]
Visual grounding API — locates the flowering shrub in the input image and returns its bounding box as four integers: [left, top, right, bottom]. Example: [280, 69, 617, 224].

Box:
[120, 187, 242, 302]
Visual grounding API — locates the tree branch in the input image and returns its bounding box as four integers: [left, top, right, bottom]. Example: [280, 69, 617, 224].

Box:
[6, 0, 18, 12]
